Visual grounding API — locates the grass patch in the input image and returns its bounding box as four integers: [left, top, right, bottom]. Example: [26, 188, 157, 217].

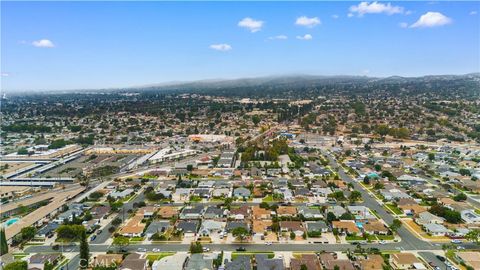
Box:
[385, 203, 403, 215]
[54, 259, 69, 270]
[370, 210, 381, 219]
[146, 252, 175, 263]
[13, 253, 28, 259]
[231, 252, 274, 260]
[129, 236, 145, 242]
[262, 195, 275, 202]
[376, 235, 395, 240]
[346, 235, 366, 241]
[120, 194, 135, 203]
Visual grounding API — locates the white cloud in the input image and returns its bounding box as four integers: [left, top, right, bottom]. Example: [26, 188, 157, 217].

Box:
[1, 72, 10, 77]
[268, 35, 288, 40]
[347, 13, 354, 18]
[470, 11, 478, 15]
[209, 43, 232, 51]
[410, 12, 452, 28]
[32, 39, 55, 48]
[349, 2, 404, 16]
[295, 16, 321, 27]
[238, 17, 264, 32]
[399, 22, 409, 28]
[296, 34, 313, 40]
[332, 14, 339, 19]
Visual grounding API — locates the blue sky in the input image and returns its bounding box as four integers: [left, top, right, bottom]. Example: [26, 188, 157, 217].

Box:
[1, 1, 479, 91]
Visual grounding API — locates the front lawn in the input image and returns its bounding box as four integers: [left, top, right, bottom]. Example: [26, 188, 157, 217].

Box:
[129, 236, 145, 242]
[146, 252, 175, 263]
[346, 235, 365, 241]
[231, 252, 274, 260]
[385, 203, 403, 215]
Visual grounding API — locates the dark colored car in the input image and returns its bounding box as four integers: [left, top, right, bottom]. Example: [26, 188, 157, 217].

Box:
[436, 255, 446, 262]
[236, 247, 246, 251]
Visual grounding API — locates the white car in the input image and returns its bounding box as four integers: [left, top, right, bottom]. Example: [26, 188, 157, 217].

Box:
[203, 247, 210, 252]
[152, 248, 160, 252]
[379, 240, 386, 245]
[265, 242, 272, 246]
[137, 248, 147, 252]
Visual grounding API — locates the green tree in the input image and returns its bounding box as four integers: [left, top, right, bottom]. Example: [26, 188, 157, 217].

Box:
[49, 139, 68, 149]
[232, 227, 250, 242]
[375, 125, 390, 137]
[390, 219, 402, 233]
[44, 261, 54, 270]
[252, 115, 261, 126]
[17, 148, 29, 155]
[326, 212, 337, 224]
[79, 230, 90, 269]
[4, 261, 27, 270]
[0, 228, 8, 255]
[453, 193, 467, 202]
[465, 229, 480, 243]
[349, 191, 362, 202]
[112, 236, 129, 251]
[189, 241, 203, 253]
[56, 225, 85, 241]
[428, 153, 435, 161]
[300, 264, 308, 270]
[20, 226, 36, 242]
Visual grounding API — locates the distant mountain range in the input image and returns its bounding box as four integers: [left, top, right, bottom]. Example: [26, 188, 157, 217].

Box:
[5, 73, 479, 96]
[131, 73, 480, 91]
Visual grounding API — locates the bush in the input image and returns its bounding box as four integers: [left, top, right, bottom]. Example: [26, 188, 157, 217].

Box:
[190, 242, 203, 253]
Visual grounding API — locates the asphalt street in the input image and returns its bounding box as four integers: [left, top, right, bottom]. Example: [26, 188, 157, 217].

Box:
[322, 151, 442, 251]
[419, 252, 449, 270]
[91, 190, 147, 244]
[25, 242, 441, 254]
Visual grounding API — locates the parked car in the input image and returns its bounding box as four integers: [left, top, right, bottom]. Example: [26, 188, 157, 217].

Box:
[137, 248, 147, 252]
[236, 247, 246, 251]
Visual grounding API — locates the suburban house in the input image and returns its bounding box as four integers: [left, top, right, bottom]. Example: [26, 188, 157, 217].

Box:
[290, 254, 321, 270]
[199, 220, 225, 237]
[233, 187, 251, 199]
[145, 221, 171, 239]
[461, 209, 480, 224]
[252, 206, 271, 220]
[119, 253, 148, 270]
[332, 220, 360, 235]
[185, 254, 213, 270]
[279, 221, 304, 237]
[390, 253, 423, 270]
[180, 206, 204, 219]
[29, 254, 62, 270]
[255, 254, 284, 270]
[415, 211, 445, 225]
[157, 206, 178, 218]
[119, 216, 145, 237]
[363, 221, 389, 235]
[176, 220, 200, 237]
[423, 223, 452, 236]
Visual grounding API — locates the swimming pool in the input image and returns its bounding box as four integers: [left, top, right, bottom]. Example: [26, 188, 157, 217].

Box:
[2, 217, 20, 227]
